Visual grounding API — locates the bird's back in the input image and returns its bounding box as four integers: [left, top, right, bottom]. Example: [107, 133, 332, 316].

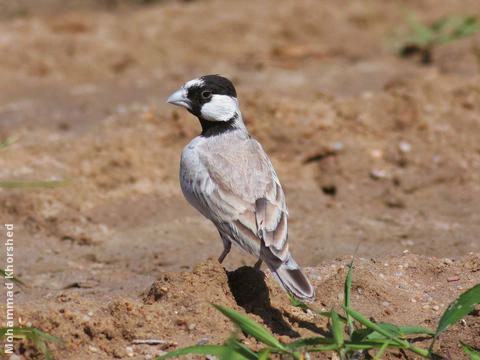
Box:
[198, 132, 277, 204]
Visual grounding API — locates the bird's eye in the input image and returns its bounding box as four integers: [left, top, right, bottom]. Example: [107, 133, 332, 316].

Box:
[201, 91, 212, 99]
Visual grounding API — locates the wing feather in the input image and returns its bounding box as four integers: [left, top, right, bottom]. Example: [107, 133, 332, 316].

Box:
[188, 136, 289, 261]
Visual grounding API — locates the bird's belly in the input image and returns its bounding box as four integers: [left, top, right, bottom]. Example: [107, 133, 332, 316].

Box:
[180, 144, 215, 220]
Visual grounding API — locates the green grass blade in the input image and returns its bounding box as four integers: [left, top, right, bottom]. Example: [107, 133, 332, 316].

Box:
[30, 328, 63, 344]
[331, 308, 344, 347]
[435, 284, 480, 338]
[221, 335, 247, 360]
[346, 340, 428, 355]
[213, 304, 285, 351]
[287, 337, 332, 349]
[373, 340, 391, 360]
[344, 340, 396, 350]
[221, 343, 235, 360]
[437, 16, 480, 44]
[366, 323, 434, 340]
[366, 323, 401, 340]
[1, 327, 63, 360]
[0, 180, 70, 189]
[258, 348, 271, 360]
[344, 309, 404, 346]
[345, 309, 430, 357]
[396, 326, 435, 336]
[429, 284, 480, 354]
[430, 17, 449, 32]
[405, 14, 434, 45]
[0, 137, 17, 150]
[0, 327, 63, 343]
[288, 294, 310, 310]
[229, 338, 260, 360]
[461, 342, 480, 360]
[309, 339, 417, 353]
[344, 262, 354, 335]
[0, 269, 25, 286]
[307, 343, 339, 352]
[351, 328, 373, 341]
[287, 293, 342, 318]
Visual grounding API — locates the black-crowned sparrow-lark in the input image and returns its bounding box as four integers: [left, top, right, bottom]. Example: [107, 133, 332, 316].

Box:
[167, 75, 315, 301]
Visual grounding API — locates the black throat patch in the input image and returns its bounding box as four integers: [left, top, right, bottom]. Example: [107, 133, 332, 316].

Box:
[200, 113, 238, 137]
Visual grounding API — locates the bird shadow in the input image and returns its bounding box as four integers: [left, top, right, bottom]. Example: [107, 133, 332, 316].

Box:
[225, 266, 300, 338]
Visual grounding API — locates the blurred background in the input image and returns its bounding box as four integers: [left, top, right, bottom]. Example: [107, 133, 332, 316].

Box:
[1, 1, 480, 359]
[0, 0, 479, 283]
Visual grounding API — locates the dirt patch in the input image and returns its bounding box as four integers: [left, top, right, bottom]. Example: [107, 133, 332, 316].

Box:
[5, 255, 480, 359]
[0, 0, 479, 359]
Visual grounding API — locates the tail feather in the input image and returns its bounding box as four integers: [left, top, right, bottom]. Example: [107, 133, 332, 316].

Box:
[266, 255, 315, 301]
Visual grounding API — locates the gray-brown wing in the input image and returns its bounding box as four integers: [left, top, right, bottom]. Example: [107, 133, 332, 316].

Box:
[195, 137, 289, 260]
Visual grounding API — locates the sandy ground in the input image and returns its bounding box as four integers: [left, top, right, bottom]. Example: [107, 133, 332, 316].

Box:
[0, 0, 479, 359]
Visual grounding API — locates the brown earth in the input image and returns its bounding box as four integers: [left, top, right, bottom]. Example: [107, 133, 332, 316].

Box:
[0, 0, 479, 359]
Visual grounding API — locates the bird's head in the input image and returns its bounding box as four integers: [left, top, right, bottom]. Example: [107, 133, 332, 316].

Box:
[167, 75, 241, 125]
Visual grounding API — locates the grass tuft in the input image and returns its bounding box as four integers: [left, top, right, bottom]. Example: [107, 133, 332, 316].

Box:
[395, 14, 480, 64]
[157, 261, 480, 359]
[0, 327, 63, 359]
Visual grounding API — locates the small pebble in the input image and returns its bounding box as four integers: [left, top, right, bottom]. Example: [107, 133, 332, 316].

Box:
[370, 149, 383, 158]
[83, 315, 91, 321]
[362, 91, 373, 99]
[9, 355, 25, 360]
[432, 305, 440, 311]
[399, 141, 411, 152]
[401, 239, 414, 246]
[422, 305, 431, 310]
[410, 298, 417, 303]
[447, 276, 460, 282]
[332, 142, 344, 151]
[370, 169, 388, 180]
[382, 301, 390, 307]
[125, 346, 134, 357]
[197, 338, 209, 345]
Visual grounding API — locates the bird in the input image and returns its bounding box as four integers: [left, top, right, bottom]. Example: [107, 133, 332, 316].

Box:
[167, 75, 315, 301]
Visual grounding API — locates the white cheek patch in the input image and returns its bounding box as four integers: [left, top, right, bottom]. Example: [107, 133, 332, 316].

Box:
[201, 95, 239, 122]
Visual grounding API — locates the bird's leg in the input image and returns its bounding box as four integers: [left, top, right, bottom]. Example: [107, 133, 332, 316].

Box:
[254, 259, 263, 271]
[218, 241, 231, 264]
